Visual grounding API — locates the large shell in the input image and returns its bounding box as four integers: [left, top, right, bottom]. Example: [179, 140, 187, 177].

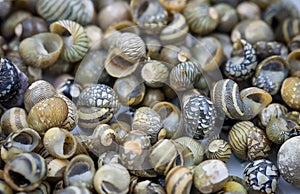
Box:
[236, 2, 261, 20]
[165, 166, 192, 194]
[50, 20, 89, 62]
[76, 84, 120, 130]
[37, 0, 94, 25]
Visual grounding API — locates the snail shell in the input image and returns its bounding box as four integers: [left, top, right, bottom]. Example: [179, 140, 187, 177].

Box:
[15, 16, 48, 40]
[223, 39, 257, 81]
[50, 20, 89, 62]
[45, 157, 69, 182]
[141, 88, 165, 107]
[64, 154, 95, 189]
[258, 103, 288, 128]
[133, 180, 166, 194]
[84, 25, 102, 51]
[183, 94, 216, 139]
[228, 121, 271, 161]
[236, 2, 261, 20]
[98, 151, 122, 168]
[3, 152, 47, 192]
[0, 0, 11, 19]
[287, 49, 300, 77]
[37, 0, 94, 25]
[212, 79, 272, 120]
[276, 18, 300, 44]
[254, 41, 288, 59]
[24, 80, 57, 112]
[165, 166, 192, 194]
[204, 137, 232, 162]
[243, 159, 279, 194]
[281, 77, 300, 110]
[26, 181, 51, 194]
[19, 32, 63, 68]
[77, 84, 120, 130]
[183, 1, 219, 35]
[27, 97, 68, 134]
[141, 60, 169, 88]
[93, 163, 130, 194]
[0, 107, 28, 137]
[158, 0, 187, 12]
[0, 179, 13, 194]
[56, 186, 91, 194]
[285, 111, 300, 125]
[214, 3, 238, 33]
[53, 74, 82, 101]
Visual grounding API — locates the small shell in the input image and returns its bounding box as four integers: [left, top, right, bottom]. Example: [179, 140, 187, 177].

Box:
[289, 34, 300, 51]
[141, 60, 169, 88]
[223, 39, 257, 81]
[243, 159, 279, 194]
[14, 17, 48, 39]
[158, 0, 186, 12]
[53, 74, 82, 100]
[45, 157, 69, 182]
[169, 61, 201, 91]
[258, 103, 288, 128]
[19, 32, 63, 68]
[93, 163, 130, 194]
[254, 41, 288, 59]
[214, 3, 238, 33]
[133, 180, 166, 194]
[110, 121, 131, 143]
[276, 18, 300, 44]
[160, 45, 191, 68]
[132, 107, 163, 144]
[285, 111, 300, 125]
[205, 138, 231, 162]
[56, 186, 91, 194]
[27, 97, 68, 134]
[0, 107, 28, 137]
[183, 1, 219, 35]
[236, 2, 261, 20]
[84, 25, 103, 50]
[281, 77, 300, 110]
[0, 179, 13, 194]
[160, 12, 188, 46]
[24, 80, 56, 112]
[1, 128, 41, 162]
[193, 159, 229, 193]
[183, 94, 216, 139]
[64, 154, 95, 189]
[165, 166, 192, 194]
[3, 152, 47, 192]
[43, 127, 77, 159]
[98, 151, 121, 168]
[26, 181, 51, 194]
[113, 74, 146, 106]
[50, 20, 89, 62]
[77, 84, 120, 130]
[141, 88, 165, 107]
[37, 0, 94, 25]
[287, 49, 300, 77]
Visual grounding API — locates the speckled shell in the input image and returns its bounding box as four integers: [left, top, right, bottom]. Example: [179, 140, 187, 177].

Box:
[132, 107, 163, 144]
[224, 39, 257, 81]
[43, 127, 77, 159]
[24, 80, 57, 112]
[243, 159, 279, 194]
[258, 103, 288, 128]
[277, 136, 300, 187]
[37, 0, 94, 25]
[76, 84, 120, 130]
[183, 95, 216, 139]
[183, 1, 219, 35]
[205, 138, 231, 162]
[50, 20, 89, 62]
[3, 152, 47, 192]
[281, 77, 300, 110]
[27, 97, 68, 135]
[165, 166, 192, 194]
[0, 107, 28, 137]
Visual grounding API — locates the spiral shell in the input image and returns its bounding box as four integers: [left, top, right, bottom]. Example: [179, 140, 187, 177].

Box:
[281, 77, 300, 110]
[165, 166, 192, 194]
[77, 84, 120, 130]
[37, 0, 94, 25]
[258, 103, 288, 128]
[54, 75, 82, 101]
[50, 20, 89, 62]
[214, 3, 238, 33]
[183, 1, 219, 35]
[133, 180, 166, 194]
[183, 94, 216, 139]
[158, 0, 186, 12]
[224, 39, 257, 81]
[205, 138, 231, 162]
[3, 152, 47, 192]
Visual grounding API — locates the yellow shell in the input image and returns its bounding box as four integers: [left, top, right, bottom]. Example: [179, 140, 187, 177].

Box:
[281, 77, 300, 110]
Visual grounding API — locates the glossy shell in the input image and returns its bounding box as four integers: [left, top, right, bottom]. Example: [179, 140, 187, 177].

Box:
[77, 84, 120, 130]
[243, 159, 279, 194]
[43, 127, 77, 159]
[205, 138, 231, 162]
[3, 152, 47, 192]
[27, 97, 68, 134]
[258, 103, 288, 128]
[37, 0, 94, 25]
[183, 1, 219, 35]
[141, 88, 165, 107]
[50, 20, 89, 62]
[281, 77, 300, 110]
[54, 75, 82, 101]
[141, 60, 169, 88]
[45, 157, 69, 181]
[93, 163, 130, 194]
[15, 16, 48, 40]
[165, 166, 192, 194]
[236, 2, 260, 20]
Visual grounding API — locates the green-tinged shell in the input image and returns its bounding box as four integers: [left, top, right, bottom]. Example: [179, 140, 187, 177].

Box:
[1, 128, 41, 162]
[165, 166, 192, 194]
[3, 152, 47, 192]
[258, 103, 288, 128]
[43, 127, 77, 159]
[243, 159, 279, 194]
[0, 107, 28, 137]
[183, 1, 219, 35]
[236, 2, 261, 20]
[141, 88, 165, 107]
[19, 32, 63, 68]
[0, 179, 13, 194]
[76, 84, 120, 130]
[37, 0, 94, 25]
[93, 163, 130, 194]
[50, 20, 89, 62]
[64, 154, 95, 189]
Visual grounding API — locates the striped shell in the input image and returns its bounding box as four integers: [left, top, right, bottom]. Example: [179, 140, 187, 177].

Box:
[50, 20, 89, 62]
[76, 84, 120, 130]
[276, 18, 300, 44]
[169, 61, 201, 91]
[165, 166, 192, 194]
[287, 49, 300, 77]
[243, 159, 279, 194]
[224, 39, 257, 81]
[205, 138, 232, 162]
[37, 0, 94, 25]
[158, 0, 186, 12]
[160, 12, 188, 46]
[183, 1, 219, 35]
[134, 180, 166, 194]
[183, 95, 216, 139]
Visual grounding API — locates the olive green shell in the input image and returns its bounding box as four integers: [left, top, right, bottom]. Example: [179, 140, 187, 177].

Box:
[37, 0, 94, 25]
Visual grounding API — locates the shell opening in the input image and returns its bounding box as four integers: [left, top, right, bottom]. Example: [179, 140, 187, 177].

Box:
[14, 133, 33, 145]
[68, 163, 89, 177]
[9, 170, 31, 188]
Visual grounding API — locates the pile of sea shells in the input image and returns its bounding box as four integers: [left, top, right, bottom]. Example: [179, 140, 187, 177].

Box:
[0, 0, 300, 193]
